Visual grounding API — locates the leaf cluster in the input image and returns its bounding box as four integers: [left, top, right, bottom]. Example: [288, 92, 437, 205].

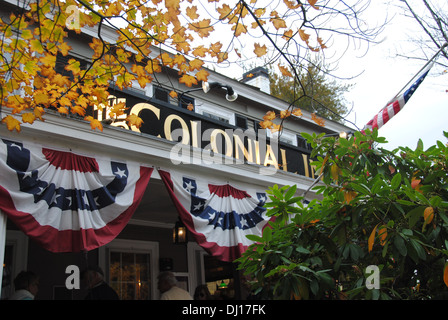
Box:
[0, 0, 384, 132]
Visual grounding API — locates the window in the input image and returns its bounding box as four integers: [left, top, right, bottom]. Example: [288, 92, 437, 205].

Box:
[297, 134, 311, 150]
[179, 95, 195, 110]
[100, 239, 159, 300]
[109, 251, 151, 300]
[235, 114, 248, 129]
[196, 104, 234, 125]
[235, 114, 260, 134]
[268, 129, 297, 146]
[153, 86, 170, 103]
[202, 112, 230, 124]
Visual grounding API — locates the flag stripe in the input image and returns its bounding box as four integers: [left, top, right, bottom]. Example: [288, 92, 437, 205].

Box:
[159, 169, 272, 262]
[362, 66, 431, 133]
[0, 138, 153, 252]
[42, 148, 99, 172]
[208, 184, 250, 200]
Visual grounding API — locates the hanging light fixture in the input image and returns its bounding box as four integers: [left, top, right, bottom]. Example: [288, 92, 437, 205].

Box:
[173, 218, 187, 244]
[202, 82, 238, 101]
[178, 81, 238, 108]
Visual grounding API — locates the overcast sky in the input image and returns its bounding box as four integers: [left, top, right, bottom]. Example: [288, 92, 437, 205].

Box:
[208, 1, 447, 151]
[339, 1, 448, 151]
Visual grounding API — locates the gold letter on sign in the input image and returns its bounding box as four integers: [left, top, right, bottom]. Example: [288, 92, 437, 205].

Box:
[164, 114, 190, 145]
[130, 103, 160, 135]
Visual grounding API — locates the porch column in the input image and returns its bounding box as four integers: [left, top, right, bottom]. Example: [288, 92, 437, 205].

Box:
[0, 210, 6, 297]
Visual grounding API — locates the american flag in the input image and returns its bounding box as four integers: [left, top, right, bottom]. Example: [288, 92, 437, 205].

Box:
[362, 65, 432, 133]
[159, 169, 273, 262]
[0, 138, 152, 252]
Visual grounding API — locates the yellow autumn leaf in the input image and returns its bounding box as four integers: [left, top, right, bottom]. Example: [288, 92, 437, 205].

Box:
[292, 108, 302, 117]
[165, 0, 180, 11]
[195, 69, 209, 82]
[24, 60, 40, 76]
[34, 106, 45, 121]
[179, 74, 198, 87]
[280, 110, 291, 119]
[283, 29, 293, 40]
[311, 113, 326, 126]
[71, 105, 86, 116]
[343, 189, 357, 204]
[34, 92, 50, 105]
[254, 8, 265, 17]
[22, 112, 35, 124]
[263, 111, 276, 121]
[270, 123, 282, 133]
[317, 37, 327, 49]
[424, 207, 434, 224]
[85, 116, 103, 131]
[169, 90, 178, 98]
[278, 64, 292, 77]
[330, 163, 340, 181]
[190, 19, 214, 38]
[39, 53, 56, 67]
[107, 100, 125, 117]
[131, 63, 146, 78]
[254, 43, 267, 57]
[52, 74, 71, 87]
[216, 52, 228, 63]
[58, 41, 72, 56]
[217, 4, 232, 20]
[186, 6, 199, 20]
[2, 115, 21, 132]
[20, 28, 33, 40]
[30, 39, 45, 54]
[232, 23, 248, 37]
[298, 29, 310, 42]
[378, 225, 387, 246]
[284, 0, 301, 9]
[251, 20, 265, 29]
[126, 114, 144, 128]
[209, 42, 223, 55]
[192, 45, 208, 57]
[368, 224, 379, 253]
[307, 0, 320, 10]
[259, 119, 273, 129]
[189, 58, 204, 71]
[137, 75, 152, 89]
[270, 17, 287, 30]
[444, 263, 448, 288]
[57, 106, 69, 114]
[65, 59, 81, 76]
[187, 103, 194, 111]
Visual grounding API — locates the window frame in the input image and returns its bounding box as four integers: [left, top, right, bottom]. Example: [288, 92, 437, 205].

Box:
[99, 239, 159, 300]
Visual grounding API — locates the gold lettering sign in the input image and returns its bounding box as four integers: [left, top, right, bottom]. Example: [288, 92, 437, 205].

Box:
[164, 114, 190, 145]
[103, 98, 315, 178]
[130, 103, 160, 135]
[210, 129, 233, 157]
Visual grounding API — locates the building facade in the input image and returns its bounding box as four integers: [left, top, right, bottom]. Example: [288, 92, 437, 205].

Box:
[0, 11, 351, 300]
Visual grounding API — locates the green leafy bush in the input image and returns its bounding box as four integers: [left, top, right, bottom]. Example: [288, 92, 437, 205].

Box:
[236, 129, 448, 300]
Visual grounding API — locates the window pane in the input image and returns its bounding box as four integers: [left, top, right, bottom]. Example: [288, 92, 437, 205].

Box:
[109, 251, 151, 300]
[136, 253, 149, 281]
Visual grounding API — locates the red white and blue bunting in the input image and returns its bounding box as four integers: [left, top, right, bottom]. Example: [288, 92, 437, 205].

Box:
[0, 138, 153, 252]
[159, 169, 273, 262]
[0, 138, 273, 260]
